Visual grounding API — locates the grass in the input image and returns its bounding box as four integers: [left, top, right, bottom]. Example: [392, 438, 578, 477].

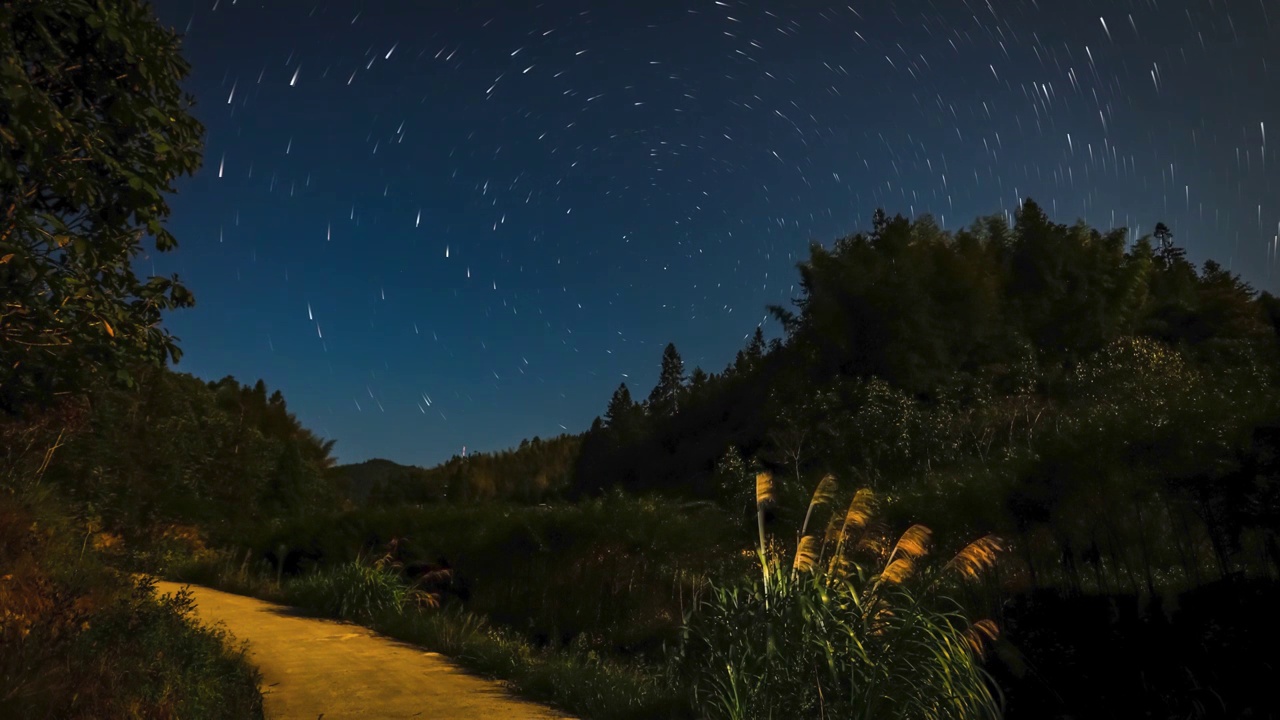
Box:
[365, 604, 688, 719]
[0, 490, 264, 719]
[243, 494, 742, 657]
[173, 549, 690, 719]
[170, 483, 1005, 720]
[678, 474, 1004, 720]
[284, 557, 429, 621]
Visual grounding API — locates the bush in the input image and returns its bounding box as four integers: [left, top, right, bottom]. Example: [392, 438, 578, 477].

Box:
[0, 493, 263, 719]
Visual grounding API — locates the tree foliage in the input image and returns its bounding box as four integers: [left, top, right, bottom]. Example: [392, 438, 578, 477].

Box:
[648, 343, 686, 417]
[0, 0, 204, 414]
[36, 367, 340, 538]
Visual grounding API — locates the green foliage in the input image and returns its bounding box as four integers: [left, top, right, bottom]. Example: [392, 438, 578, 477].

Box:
[569, 203, 1280, 596]
[370, 605, 686, 720]
[452, 434, 582, 503]
[34, 367, 340, 539]
[575, 203, 1276, 503]
[0, 492, 262, 719]
[713, 445, 753, 513]
[177, 538, 688, 720]
[284, 560, 418, 622]
[684, 569, 999, 720]
[0, 0, 204, 414]
[682, 481, 1002, 720]
[252, 494, 738, 658]
[649, 342, 687, 417]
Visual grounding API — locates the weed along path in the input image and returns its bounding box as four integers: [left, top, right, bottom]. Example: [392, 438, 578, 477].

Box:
[153, 581, 572, 720]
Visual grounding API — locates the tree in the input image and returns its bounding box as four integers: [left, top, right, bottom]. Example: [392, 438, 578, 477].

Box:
[604, 383, 638, 432]
[1259, 292, 1280, 345]
[689, 366, 709, 393]
[1153, 222, 1183, 261]
[648, 343, 686, 416]
[871, 207, 888, 239]
[0, 0, 204, 414]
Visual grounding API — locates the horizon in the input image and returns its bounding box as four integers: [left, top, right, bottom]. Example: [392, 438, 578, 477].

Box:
[144, 0, 1279, 467]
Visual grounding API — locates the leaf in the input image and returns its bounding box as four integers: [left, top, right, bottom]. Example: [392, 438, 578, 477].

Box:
[0, 254, 12, 264]
[102, 319, 114, 337]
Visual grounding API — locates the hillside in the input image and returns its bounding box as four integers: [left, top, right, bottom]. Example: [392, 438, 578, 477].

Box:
[333, 458, 445, 505]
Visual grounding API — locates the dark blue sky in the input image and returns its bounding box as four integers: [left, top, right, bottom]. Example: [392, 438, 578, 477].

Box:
[145, 0, 1278, 467]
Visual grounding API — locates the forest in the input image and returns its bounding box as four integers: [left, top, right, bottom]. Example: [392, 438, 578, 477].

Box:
[4, 0, 1280, 717]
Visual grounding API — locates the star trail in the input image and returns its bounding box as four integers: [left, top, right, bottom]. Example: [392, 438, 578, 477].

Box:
[146, 0, 1279, 466]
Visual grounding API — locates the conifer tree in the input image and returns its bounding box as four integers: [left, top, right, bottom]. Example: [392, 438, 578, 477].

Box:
[648, 343, 686, 416]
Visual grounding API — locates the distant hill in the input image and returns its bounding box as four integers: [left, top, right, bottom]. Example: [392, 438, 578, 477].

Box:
[334, 434, 584, 506]
[332, 458, 445, 505]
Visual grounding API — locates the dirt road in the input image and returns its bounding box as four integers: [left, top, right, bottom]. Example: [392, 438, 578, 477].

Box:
[153, 581, 571, 720]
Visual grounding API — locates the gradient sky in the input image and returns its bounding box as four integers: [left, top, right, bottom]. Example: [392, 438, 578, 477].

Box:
[143, 0, 1279, 468]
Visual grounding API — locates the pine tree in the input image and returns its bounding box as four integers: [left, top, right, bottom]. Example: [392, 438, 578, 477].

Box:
[648, 343, 686, 416]
[604, 383, 637, 430]
[690, 366, 709, 391]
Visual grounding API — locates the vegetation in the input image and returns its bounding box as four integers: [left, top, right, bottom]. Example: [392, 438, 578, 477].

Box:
[38, 368, 341, 543]
[350, 434, 583, 505]
[1, 1, 264, 715]
[235, 494, 738, 656]
[297, 203, 1278, 718]
[0, 0, 202, 414]
[23, 198, 1273, 719]
[5, 0, 1278, 717]
[681, 475, 1003, 720]
[0, 491, 263, 719]
[175, 548, 688, 720]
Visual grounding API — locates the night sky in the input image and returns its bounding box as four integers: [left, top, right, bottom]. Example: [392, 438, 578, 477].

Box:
[144, 0, 1279, 468]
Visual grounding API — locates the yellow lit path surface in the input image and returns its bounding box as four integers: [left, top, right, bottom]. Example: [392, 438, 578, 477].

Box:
[153, 581, 572, 720]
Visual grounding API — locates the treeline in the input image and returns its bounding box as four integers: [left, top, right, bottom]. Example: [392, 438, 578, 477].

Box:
[445, 202, 1280, 595]
[576, 206, 1276, 499]
[360, 434, 582, 505]
[366, 197, 1280, 598]
[6, 367, 342, 542]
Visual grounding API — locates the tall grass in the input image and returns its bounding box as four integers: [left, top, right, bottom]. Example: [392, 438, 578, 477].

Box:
[681, 474, 1004, 720]
[366, 605, 688, 720]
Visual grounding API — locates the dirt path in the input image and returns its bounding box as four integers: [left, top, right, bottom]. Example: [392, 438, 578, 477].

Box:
[154, 581, 571, 720]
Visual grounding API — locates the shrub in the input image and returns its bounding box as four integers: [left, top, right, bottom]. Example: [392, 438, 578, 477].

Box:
[0, 494, 263, 719]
